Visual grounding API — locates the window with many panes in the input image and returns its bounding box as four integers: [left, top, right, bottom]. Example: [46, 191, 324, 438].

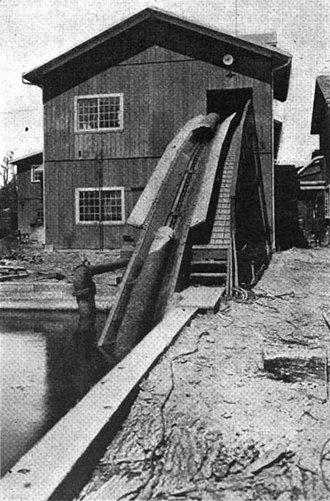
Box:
[75, 187, 125, 224]
[75, 94, 123, 132]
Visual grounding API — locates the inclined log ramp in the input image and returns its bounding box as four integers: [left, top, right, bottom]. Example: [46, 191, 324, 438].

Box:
[1, 101, 272, 501]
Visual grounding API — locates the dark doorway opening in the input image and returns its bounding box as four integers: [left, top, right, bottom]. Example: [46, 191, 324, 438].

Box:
[207, 88, 252, 121]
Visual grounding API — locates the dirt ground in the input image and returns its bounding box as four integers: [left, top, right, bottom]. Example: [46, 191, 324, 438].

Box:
[73, 246, 330, 501]
[1, 241, 330, 499]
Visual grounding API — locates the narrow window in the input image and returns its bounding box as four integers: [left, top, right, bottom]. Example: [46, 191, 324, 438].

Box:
[75, 94, 123, 132]
[75, 188, 125, 225]
[31, 164, 43, 183]
[325, 186, 330, 219]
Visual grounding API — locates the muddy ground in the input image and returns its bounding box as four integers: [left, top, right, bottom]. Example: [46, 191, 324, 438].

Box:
[73, 247, 330, 501]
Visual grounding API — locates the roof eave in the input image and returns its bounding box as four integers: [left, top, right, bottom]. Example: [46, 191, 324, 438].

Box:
[23, 7, 291, 92]
[23, 7, 154, 85]
[311, 80, 323, 134]
[11, 151, 43, 165]
[273, 56, 292, 102]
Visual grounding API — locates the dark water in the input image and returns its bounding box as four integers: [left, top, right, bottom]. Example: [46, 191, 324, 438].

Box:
[0, 311, 108, 476]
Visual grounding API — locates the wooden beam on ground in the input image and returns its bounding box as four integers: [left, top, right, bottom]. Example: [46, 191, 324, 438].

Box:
[178, 285, 225, 312]
[263, 347, 327, 382]
[0, 306, 197, 501]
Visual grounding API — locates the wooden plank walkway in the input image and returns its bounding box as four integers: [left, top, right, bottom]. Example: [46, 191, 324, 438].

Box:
[208, 104, 249, 249]
[178, 285, 225, 312]
[0, 306, 197, 501]
[0, 282, 116, 311]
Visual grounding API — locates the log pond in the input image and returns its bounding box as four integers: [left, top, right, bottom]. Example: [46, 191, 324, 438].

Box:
[0, 310, 108, 476]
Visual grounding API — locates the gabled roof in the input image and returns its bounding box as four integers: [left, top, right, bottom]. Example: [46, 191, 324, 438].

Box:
[11, 151, 43, 165]
[297, 156, 324, 177]
[23, 7, 291, 102]
[241, 32, 278, 48]
[311, 75, 330, 134]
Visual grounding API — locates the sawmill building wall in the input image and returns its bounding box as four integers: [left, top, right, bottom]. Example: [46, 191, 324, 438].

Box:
[23, 9, 291, 249]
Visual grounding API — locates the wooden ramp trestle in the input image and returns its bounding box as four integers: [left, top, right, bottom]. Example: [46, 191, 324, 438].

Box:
[99, 101, 270, 353]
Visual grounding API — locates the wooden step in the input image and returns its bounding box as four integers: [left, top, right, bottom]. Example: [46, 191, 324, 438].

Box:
[179, 286, 225, 312]
[212, 225, 230, 231]
[191, 259, 227, 273]
[190, 272, 227, 285]
[210, 241, 230, 247]
[211, 232, 230, 237]
[192, 246, 228, 261]
[191, 259, 227, 266]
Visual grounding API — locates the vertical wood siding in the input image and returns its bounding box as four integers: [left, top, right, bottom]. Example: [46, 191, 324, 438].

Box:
[45, 158, 157, 248]
[320, 108, 330, 185]
[17, 166, 43, 235]
[43, 45, 274, 248]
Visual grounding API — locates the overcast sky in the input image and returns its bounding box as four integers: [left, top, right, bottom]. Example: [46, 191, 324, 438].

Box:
[1, 0, 329, 165]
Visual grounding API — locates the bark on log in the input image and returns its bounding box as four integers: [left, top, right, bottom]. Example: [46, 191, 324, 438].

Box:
[115, 226, 174, 361]
[263, 348, 327, 382]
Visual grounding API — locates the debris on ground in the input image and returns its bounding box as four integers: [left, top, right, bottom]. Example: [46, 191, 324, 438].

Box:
[0, 240, 125, 298]
[76, 247, 330, 501]
[0, 265, 29, 281]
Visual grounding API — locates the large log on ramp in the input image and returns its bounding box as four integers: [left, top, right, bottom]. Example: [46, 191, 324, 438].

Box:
[99, 113, 220, 348]
[115, 226, 174, 360]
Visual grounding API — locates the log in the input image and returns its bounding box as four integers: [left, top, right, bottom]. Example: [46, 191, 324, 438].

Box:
[90, 259, 129, 276]
[99, 119, 209, 348]
[128, 115, 205, 229]
[247, 446, 293, 475]
[114, 226, 174, 360]
[190, 113, 235, 229]
[263, 347, 327, 382]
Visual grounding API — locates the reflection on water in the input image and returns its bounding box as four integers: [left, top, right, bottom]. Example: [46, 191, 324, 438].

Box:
[0, 311, 110, 476]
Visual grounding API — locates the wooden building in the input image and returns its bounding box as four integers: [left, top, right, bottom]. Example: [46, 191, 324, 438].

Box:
[311, 75, 330, 223]
[296, 155, 329, 243]
[12, 151, 44, 243]
[274, 164, 303, 250]
[23, 8, 291, 249]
